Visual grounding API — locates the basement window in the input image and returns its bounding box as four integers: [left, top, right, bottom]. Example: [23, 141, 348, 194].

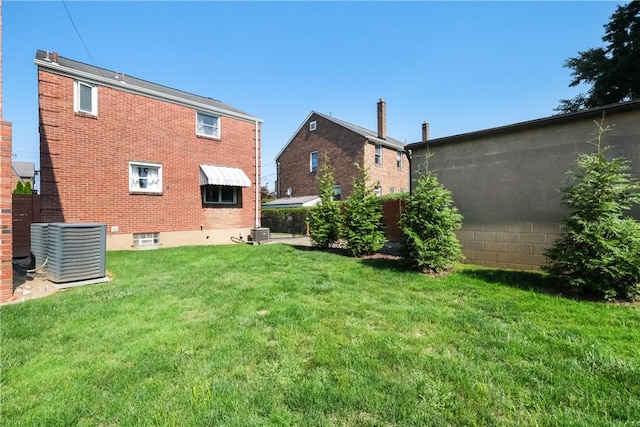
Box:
[133, 232, 159, 248]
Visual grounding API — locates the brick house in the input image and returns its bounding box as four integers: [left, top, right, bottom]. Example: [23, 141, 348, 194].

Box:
[275, 99, 409, 200]
[35, 50, 263, 250]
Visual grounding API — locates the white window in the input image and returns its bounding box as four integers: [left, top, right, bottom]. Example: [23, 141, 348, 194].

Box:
[74, 81, 97, 115]
[203, 185, 237, 204]
[333, 185, 342, 201]
[310, 120, 317, 131]
[129, 162, 162, 193]
[397, 151, 403, 170]
[374, 186, 382, 197]
[310, 151, 318, 173]
[390, 187, 395, 195]
[375, 145, 382, 166]
[196, 112, 220, 138]
[133, 232, 159, 247]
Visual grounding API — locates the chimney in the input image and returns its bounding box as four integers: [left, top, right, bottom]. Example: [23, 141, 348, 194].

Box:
[52, 52, 58, 63]
[377, 98, 387, 140]
[422, 121, 430, 142]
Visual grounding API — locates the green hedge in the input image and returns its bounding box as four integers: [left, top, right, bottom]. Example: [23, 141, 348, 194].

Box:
[261, 208, 310, 235]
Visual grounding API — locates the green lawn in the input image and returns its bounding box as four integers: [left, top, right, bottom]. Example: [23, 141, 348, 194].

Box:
[1, 243, 639, 426]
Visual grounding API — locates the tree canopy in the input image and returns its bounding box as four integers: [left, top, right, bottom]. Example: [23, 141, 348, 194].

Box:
[557, 1, 640, 113]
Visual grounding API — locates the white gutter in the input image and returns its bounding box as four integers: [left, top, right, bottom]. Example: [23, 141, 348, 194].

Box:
[255, 120, 260, 228]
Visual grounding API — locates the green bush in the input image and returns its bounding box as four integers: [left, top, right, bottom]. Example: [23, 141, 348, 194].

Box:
[342, 164, 385, 257]
[308, 162, 342, 248]
[261, 208, 310, 235]
[13, 181, 32, 194]
[544, 122, 640, 301]
[400, 171, 463, 273]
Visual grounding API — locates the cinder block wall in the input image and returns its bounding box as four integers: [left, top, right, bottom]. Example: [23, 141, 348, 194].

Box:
[410, 107, 640, 270]
[38, 70, 260, 249]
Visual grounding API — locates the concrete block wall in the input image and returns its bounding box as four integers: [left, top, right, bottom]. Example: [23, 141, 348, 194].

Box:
[456, 222, 560, 270]
[38, 69, 260, 250]
[408, 103, 640, 270]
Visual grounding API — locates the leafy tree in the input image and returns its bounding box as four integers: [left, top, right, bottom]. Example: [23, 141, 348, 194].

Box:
[557, 1, 640, 113]
[342, 163, 385, 257]
[544, 120, 640, 301]
[260, 185, 276, 203]
[308, 161, 342, 249]
[400, 168, 463, 274]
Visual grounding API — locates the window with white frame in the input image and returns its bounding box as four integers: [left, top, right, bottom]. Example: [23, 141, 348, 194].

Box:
[390, 187, 395, 195]
[375, 144, 382, 166]
[196, 112, 220, 138]
[74, 81, 98, 115]
[202, 185, 237, 204]
[333, 185, 342, 201]
[310, 151, 318, 173]
[310, 120, 317, 131]
[374, 186, 382, 197]
[129, 162, 162, 193]
[397, 151, 403, 170]
[133, 232, 159, 247]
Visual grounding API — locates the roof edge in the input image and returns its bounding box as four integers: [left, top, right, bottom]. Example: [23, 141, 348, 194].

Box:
[406, 99, 640, 149]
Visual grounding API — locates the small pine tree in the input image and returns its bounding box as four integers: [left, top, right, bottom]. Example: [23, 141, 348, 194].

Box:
[544, 120, 640, 301]
[342, 164, 385, 257]
[23, 181, 32, 194]
[13, 181, 25, 194]
[308, 160, 342, 249]
[400, 169, 463, 273]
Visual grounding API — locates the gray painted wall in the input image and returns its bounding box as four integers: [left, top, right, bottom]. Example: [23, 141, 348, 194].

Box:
[408, 104, 640, 270]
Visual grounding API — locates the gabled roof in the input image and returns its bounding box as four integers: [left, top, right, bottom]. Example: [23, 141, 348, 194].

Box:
[34, 50, 262, 123]
[407, 98, 640, 149]
[276, 110, 405, 161]
[12, 162, 35, 179]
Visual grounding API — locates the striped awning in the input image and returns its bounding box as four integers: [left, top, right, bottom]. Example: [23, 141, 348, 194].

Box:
[199, 165, 252, 187]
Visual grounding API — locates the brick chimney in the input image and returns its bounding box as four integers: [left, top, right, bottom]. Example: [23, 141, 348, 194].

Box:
[377, 98, 386, 140]
[422, 121, 430, 142]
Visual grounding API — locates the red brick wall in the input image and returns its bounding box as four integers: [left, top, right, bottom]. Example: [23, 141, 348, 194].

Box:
[364, 143, 410, 195]
[277, 113, 409, 198]
[1, 120, 13, 302]
[38, 70, 259, 235]
[277, 114, 366, 198]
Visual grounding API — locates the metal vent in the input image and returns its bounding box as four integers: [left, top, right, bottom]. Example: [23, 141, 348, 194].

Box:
[46, 223, 107, 283]
[250, 228, 270, 245]
[30, 223, 49, 269]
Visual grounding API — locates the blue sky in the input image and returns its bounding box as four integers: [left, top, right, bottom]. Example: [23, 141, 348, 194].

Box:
[3, 1, 625, 191]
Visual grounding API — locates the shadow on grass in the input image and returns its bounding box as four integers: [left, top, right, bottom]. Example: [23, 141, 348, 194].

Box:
[459, 268, 604, 302]
[287, 243, 409, 272]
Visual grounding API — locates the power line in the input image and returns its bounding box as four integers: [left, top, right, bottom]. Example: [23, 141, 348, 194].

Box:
[61, 0, 98, 67]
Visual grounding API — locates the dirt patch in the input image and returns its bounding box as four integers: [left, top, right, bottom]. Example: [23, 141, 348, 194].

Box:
[2, 274, 61, 306]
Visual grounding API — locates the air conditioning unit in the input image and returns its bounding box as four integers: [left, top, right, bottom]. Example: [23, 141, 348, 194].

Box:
[250, 227, 270, 245]
[35, 223, 107, 283]
[30, 223, 49, 269]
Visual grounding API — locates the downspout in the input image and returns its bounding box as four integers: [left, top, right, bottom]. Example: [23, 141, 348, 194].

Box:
[405, 148, 413, 194]
[255, 120, 260, 228]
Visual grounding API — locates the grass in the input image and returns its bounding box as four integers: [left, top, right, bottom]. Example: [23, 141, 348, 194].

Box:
[1, 243, 639, 426]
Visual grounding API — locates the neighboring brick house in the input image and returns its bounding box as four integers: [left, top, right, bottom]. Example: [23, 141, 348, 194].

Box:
[35, 50, 263, 250]
[275, 99, 409, 200]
